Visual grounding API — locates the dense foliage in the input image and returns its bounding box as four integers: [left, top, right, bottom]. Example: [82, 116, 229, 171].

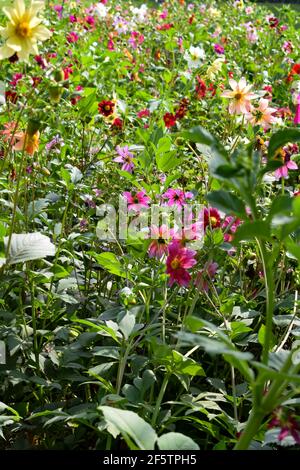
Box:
[1, 0, 300, 451]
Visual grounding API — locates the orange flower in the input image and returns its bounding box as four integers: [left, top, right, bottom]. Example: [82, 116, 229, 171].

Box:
[13, 130, 40, 155]
[221, 77, 258, 114]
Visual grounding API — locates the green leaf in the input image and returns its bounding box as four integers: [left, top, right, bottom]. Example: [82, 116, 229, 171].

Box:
[157, 432, 200, 450]
[156, 151, 183, 172]
[119, 311, 136, 340]
[268, 128, 300, 159]
[171, 350, 206, 377]
[99, 406, 157, 450]
[207, 190, 246, 218]
[4, 233, 55, 265]
[286, 240, 300, 263]
[233, 221, 270, 244]
[267, 195, 292, 221]
[93, 252, 127, 278]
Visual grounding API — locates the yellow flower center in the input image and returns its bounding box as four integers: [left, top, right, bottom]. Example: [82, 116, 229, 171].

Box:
[210, 216, 218, 227]
[171, 258, 180, 269]
[16, 20, 32, 38]
[234, 92, 243, 101]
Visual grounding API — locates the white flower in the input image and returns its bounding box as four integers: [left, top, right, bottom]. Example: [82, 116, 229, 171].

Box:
[94, 3, 109, 19]
[130, 4, 148, 23]
[206, 57, 225, 80]
[0, 0, 52, 62]
[184, 46, 205, 69]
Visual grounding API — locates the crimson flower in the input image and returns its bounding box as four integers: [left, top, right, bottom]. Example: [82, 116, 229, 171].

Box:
[163, 112, 177, 128]
[200, 208, 221, 231]
[98, 100, 115, 116]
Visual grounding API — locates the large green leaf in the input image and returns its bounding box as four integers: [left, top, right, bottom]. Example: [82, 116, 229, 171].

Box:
[207, 190, 246, 217]
[157, 432, 200, 450]
[99, 406, 157, 450]
[233, 221, 270, 244]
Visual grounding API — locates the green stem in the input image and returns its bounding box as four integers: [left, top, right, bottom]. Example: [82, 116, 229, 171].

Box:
[151, 373, 169, 427]
[256, 239, 275, 365]
[234, 408, 265, 450]
[29, 270, 40, 373]
[116, 340, 132, 395]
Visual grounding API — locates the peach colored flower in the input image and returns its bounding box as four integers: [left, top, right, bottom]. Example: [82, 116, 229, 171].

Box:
[221, 77, 258, 114]
[13, 130, 40, 155]
[246, 98, 277, 129]
[0, 121, 19, 145]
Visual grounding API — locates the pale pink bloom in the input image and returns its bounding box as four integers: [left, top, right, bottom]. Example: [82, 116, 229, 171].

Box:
[114, 146, 135, 173]
[246, 98, 277, 129]
[274, 159, 298, 180]
[245, 6, 253, 14]
[221, 77, 258, 114]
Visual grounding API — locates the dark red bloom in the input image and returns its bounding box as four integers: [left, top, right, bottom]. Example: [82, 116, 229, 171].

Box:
[111, 118, 123, 129]
[32, 76, 42, 88]
[63, 66, 73, 80]
[98, 100, 115, 116]
[157, 23, 174, 31]
[9, 73, 23, 87]
[5, 90, 18, 103]
[195, 77, 207, 99]
[163, 112, 177, 128]
[201, 208, 221, 231]
[208, 83, 216, 97]
[268, 17, 279, 28]
[34, 55, 47, 69]
[8, 53, 19, 63]
[175, 98, 189, 119]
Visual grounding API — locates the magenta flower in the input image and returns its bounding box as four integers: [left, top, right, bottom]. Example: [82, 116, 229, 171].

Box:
[294, 94, 300, 125]
[148, 225, 170, 259]
[214, 43, 224, 54]
[162, 189, 193, 208]
[114, 146, 135, 173]
[123, 190, 150, 212]
[67, 32, 79, 43]
[268, 408, 300, 445]
[166, 240, 197, 287]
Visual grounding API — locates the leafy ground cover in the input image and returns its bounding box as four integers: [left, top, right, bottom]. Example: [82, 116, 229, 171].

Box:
[0, 0, 300, 451]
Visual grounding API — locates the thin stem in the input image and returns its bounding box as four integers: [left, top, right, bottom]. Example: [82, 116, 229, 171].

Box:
[116, 340, 132, 395]
[256, 239, 275, 365]
[151, 373, 169, 427]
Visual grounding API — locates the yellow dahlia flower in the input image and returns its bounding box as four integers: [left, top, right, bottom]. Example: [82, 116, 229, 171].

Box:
[0, 0, 52, 61]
